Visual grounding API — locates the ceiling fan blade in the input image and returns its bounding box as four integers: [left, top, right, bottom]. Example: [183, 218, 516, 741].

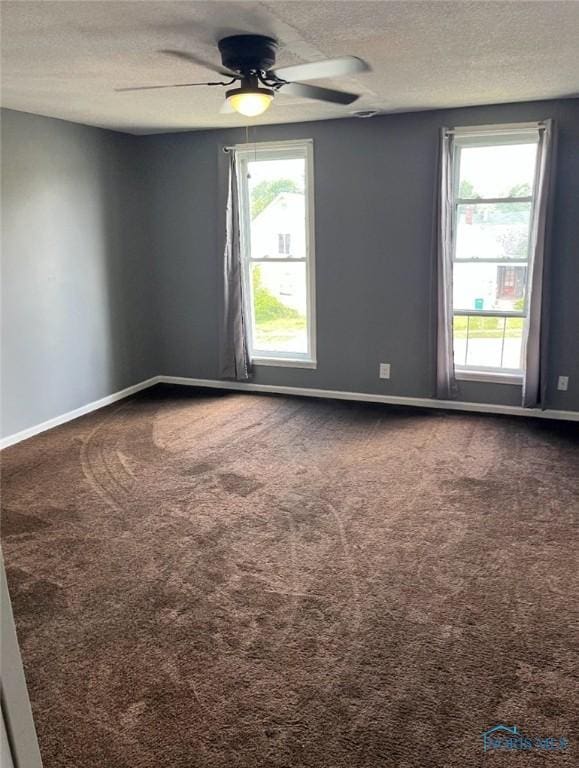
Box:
[220, 100, 235, 114]
[160, 49, 238, 78]
[115, 81, 221, 92]
[280, 82, 360, 105]
[272, 56, 369, 83]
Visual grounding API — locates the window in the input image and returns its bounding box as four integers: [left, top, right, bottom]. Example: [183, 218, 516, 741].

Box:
[236, 140, 316, 367]
[496, 265, 527, 301]
[450, 129, 540, 381]
[278, 233, 291, 255]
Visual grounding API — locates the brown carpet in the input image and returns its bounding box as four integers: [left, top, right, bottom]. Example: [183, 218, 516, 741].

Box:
[2, 386, 578, 768]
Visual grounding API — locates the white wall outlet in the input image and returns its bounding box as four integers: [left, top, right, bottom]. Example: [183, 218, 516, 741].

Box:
[379, 363, 391, 380]
[557, 375, 569, 391]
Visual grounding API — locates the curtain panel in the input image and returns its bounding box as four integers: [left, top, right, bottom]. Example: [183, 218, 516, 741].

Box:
[219, 151, 252, 381]
[435, 128, 458, 400]
[522, 120, 556, 408]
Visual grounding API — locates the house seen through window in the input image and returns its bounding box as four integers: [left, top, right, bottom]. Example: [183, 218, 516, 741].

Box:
[236, 140, 315, 366]
[451, 131, 540, 378]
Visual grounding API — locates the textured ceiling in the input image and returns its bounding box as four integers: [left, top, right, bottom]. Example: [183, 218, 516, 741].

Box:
[1, 1, 578, 135]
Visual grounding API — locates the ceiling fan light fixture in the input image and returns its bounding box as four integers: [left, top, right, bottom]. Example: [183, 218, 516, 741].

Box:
[226, 86, 274, 117]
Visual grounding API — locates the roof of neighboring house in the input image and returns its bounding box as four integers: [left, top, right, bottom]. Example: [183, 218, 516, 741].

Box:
[252, 192, 305, 222]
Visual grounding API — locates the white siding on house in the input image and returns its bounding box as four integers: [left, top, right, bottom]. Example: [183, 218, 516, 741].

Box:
[250, 193, 307, 313]
[250, 193, 306, 259]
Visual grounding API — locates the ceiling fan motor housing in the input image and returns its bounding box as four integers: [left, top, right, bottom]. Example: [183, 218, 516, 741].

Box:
[218, 35, 278, 75]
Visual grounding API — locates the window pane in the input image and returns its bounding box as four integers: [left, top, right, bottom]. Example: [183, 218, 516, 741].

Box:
[464, 316, 504, 368]
[453, 262, 527, 312]
[247, 158, 306, 259]
[455, 202, 531, 260]
[453, 315, 524, 371]
[458, 142, 537, 199]
[503, 318, 524, 370]
[250, 262, 308, 354]
[453, 316, 467, 367]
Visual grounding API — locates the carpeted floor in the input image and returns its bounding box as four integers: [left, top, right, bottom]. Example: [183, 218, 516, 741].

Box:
[2, 386, 578, 767]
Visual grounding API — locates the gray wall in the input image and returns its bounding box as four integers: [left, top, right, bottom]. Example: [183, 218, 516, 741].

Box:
[144, 98, 579, 411]
[1, 109, 155, 438]
[2, 99, 577, 441]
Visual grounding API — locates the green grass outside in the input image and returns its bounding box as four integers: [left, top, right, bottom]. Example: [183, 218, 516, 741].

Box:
[254, 315, 307, 346]
[251, 264, 307, 346]
[453, 316, 523, 339]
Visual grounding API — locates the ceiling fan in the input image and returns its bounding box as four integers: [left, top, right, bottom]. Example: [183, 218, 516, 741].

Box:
[116, 34, 370, 117]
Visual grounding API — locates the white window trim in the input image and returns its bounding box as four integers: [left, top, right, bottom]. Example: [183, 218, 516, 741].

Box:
[234, 139, 317, 369]
[450, 124, 541, 382]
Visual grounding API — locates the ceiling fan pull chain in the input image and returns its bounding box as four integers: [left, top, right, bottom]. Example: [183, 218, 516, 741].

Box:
[245, 126, 251, 178]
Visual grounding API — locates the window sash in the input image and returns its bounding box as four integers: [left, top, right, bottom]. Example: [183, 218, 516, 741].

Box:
[456, 195, 532, 205]
[453, 258, 529, 265]
[248, 257, 306, 264]
[235, 140, 316, 364]
[453, 309, 525, 318]
[456, 365, 523, 374]
[453, 314, 525, 373]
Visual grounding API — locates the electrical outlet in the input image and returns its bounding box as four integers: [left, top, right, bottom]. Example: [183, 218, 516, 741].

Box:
[557, 376, 569, 391]
[379, 363, 391, 380]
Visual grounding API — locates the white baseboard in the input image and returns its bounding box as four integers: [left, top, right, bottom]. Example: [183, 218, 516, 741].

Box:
[0, 376, 161, 450]
[158, 376, 579, 422]
[2, 373, 577, 449]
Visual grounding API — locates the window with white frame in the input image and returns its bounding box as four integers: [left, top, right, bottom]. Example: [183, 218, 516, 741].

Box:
[450, 129, 540, 380]
[278, 233, 291, 255]
[236, 140, 316, 367]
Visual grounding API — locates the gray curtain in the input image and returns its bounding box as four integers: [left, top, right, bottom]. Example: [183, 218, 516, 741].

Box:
[522, 120, 555, 408]
[435, 128, 458, 400]
[219, 151, 251, 380]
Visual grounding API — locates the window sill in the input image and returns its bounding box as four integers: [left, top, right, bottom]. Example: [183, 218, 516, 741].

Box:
[456, 369, 523, 386]
[252, 357, 317, 370]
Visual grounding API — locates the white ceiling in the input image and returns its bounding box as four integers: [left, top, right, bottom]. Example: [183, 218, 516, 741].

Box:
[1, 1, 578, 135]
